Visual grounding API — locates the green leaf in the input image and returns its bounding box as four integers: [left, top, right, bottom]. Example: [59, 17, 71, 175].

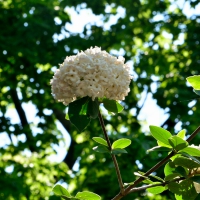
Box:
[92, 137, 108, 147]
[65, 113, 69, 120]
[150, 126, 172, 146]
[75, 191, 101, 200]
[180, 153, 200, 165]
[190, 176, 200, 184]
[157, 140, 172, 148]
[165, 173, 181, 181]
[111, 148, 128, 154]
[173, 156, 200, 169]
[68, 97, 91, 132]
[53, 184, 72, 199]
[147, 185, 166, 194]
[103, 99, 124, 113]
[168, 179, 198, 200]
[177, 129, 186, 139]
[87, 98, 99, 119]
[93, 146, 110, 153]
[147, 146, 172, 153]
[134, 172, 148, 179]
[175, 166, 187, 177]
[149, 174, 164, 182]
[187, 75, 200, 90]
[164, 162, 176, 176]
[179, 146, 200, 157]
[111, 138, 131, 149]
[194, 89, 200, 96]
[168, 136, 188, 151]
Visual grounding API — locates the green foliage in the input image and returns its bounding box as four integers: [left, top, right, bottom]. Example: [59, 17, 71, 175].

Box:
[68, 97, 91, 132]
[111, 138, 131, 149]
[53, 184, 72, 199]
[92, 137, 108, 147]
[150, 126, 172, 146]
[53, 185, 101, 200]
[1, 0, 200, 199]
[147, 185, 167, 194]
[102, 99, 124, 113]
[187, 76, 200, 90]
[92, 146, 109, 154]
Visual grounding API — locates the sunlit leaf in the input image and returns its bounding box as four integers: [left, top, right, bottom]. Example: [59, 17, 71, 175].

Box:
[103, 99, 124, 113]
[75, 191, 101, 200]
[164, 162, 176, 176]
[92, 137, 108, 147]
[187, 75, 200, 90]
[111, 138, 131, 149]
[177, 129, 186, 139]
[150, 126, 172, 146]
[147, 185, 166, 194]
[53, 184, 72, 199]
[147, 146, 172, 153]
[168, 136, 188, 151]
[157, 140, 172, 148]
[179, 146, 200, 157]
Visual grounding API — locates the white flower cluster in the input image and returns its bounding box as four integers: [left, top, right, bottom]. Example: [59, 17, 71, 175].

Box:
[50, 47, 132, 105]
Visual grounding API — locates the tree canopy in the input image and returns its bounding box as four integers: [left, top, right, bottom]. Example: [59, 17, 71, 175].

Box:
[0, 0, 200, 199]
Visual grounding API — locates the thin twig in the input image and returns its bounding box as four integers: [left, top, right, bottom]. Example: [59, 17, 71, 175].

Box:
[112, 125, 200, 200]
[186, 126, 200, 143]
[98, 111, 124, 194]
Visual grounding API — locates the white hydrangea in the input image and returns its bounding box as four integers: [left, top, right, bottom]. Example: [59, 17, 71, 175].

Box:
[50, 46, 132, 105]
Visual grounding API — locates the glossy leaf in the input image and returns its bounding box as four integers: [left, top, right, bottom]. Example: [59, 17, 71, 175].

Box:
[53, 184, 72, 198]
[179, 146, 200, 157]
[180, 153, 200, 165]
[187, 75, 200, 90]
[102, 99, 124, 113]
[111, 138, 131, 149]
[147, 146, 172, 152]
[68, 97, 91, 132]
[168, 136, 188, 151]
[173, 156, 200, 169]
[92, 137, 108, 147]
[157, 140, 172, 148]
[150, 126, 172, 146]
[111, 148, 128, 154]
[164, 162, 176, 176]
[93, 146, 110, 153]
[177, 129, 186, 140]
[75, 191, 101, 200]
[147, 185, 166, 194]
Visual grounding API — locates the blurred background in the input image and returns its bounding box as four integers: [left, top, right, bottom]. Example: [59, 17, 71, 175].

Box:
[0, 0, 200, 199]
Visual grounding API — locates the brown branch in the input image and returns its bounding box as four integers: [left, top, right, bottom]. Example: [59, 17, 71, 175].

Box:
[98, 111, 124, 194]
[112, 125, 200, 200]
